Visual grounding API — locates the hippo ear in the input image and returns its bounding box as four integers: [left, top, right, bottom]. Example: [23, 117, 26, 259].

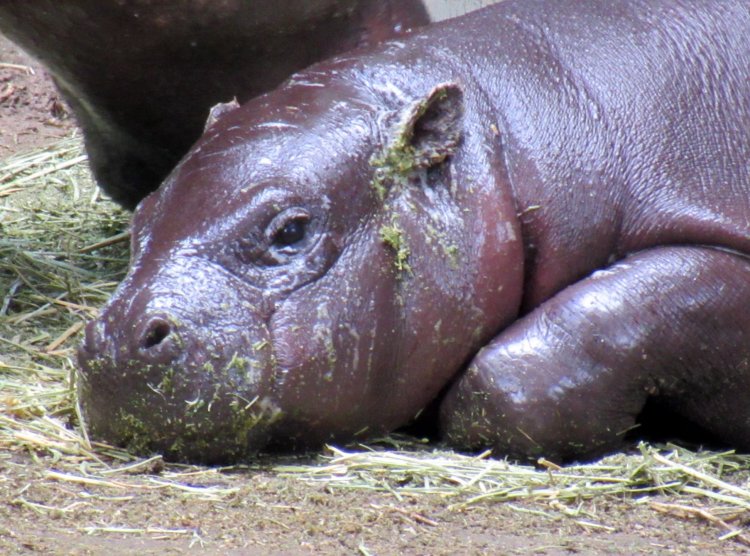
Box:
[372, 83, 463, 199]
[204, 98, 240, 132]
[396, 82, 464, 168]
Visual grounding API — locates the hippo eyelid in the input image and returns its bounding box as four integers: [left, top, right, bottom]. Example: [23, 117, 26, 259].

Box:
[236, 205, 331, 268]
[265, 208, 312, 254]
[272, 218, 308, 247]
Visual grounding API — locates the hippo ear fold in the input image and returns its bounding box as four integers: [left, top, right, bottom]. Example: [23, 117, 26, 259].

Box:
[204, 98, 240, 132]
[397, 82, 464, 168]
[372, 83, 463, 199]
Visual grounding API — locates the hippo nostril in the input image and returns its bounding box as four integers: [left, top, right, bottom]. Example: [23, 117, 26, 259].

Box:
[141, 318, 171, 350]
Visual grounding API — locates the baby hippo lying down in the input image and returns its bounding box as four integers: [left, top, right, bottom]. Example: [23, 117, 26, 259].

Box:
[78, 0, 750, 463]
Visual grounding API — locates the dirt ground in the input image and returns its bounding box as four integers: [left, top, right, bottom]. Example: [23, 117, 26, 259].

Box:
[1, 449, 741, 556]
[0, 36, 73, 155]
[2, 34, 750, 556]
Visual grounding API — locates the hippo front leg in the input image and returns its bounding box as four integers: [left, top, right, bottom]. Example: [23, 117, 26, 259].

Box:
[440, 246, 750, 463]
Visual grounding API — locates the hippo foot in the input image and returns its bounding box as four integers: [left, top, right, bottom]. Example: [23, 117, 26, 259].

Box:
[440, 246, 750, 463]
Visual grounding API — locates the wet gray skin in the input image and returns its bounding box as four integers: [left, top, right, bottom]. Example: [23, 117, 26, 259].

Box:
[79, 0, 750, 464]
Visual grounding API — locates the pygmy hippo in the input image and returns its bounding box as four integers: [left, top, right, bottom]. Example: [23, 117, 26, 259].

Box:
[0, 0, 429, 209]
[79, 0, 750, 464]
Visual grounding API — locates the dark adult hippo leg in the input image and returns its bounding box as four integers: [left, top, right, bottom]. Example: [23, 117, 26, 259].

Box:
[0, 1, 429, 209]
[440, 246, 750, 463]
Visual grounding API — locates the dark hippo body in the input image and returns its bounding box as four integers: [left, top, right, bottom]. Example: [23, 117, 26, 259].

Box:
[0, 1, 428, 208]
[79, 0, 750, 463]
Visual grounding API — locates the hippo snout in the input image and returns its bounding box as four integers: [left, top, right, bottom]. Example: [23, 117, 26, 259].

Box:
[76, 269, 281, 464]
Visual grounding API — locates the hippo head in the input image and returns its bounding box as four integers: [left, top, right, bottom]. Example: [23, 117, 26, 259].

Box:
[77, 67, 523, 463]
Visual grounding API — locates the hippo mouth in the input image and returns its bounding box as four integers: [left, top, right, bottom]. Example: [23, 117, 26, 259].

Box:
[77, 353, 284, 463]
[77, 314, 283, 464]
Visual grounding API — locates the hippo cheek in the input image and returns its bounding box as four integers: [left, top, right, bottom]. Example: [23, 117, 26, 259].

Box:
[77, 272, 280, 464]
[265, 248, 409, 448]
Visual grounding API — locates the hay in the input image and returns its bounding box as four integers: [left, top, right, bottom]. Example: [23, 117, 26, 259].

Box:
[278, 441, 750, 509]
[0, 135, 129, 462]
[1, 137, 750, 546]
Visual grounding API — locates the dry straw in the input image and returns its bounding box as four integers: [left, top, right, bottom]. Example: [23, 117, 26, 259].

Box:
[1, 137, 750, 545]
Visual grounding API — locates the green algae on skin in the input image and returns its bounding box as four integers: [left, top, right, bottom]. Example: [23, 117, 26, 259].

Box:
[252, 339, 269, 352]
[370, 140, 419, 201]
[379, 216, 411, 274]
[368, 99, 427, 200]
[225, 353, 251, 375]
[424, 222, 460, 269]
[370, 83, 459, 201]
[114, 409, 153, 455]
[154, 367, 176, 396]
[185, 395, 207, 415]
[202, 361, 216, 374]
[228, 395, 282, 445]
[443, 243, 460, 267]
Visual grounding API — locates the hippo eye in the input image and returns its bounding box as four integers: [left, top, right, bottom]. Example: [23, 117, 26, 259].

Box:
[265, 208, 312, 257]
[273, 218, 307, 246]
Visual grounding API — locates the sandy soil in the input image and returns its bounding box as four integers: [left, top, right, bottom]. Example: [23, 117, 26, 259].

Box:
[0, 36, 74, 155]
[0, 450, 737, 556]
[1, 33, 750, 556]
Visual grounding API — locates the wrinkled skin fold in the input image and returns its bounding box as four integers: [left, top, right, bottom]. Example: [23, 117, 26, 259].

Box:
[79, 0, 750, 464]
